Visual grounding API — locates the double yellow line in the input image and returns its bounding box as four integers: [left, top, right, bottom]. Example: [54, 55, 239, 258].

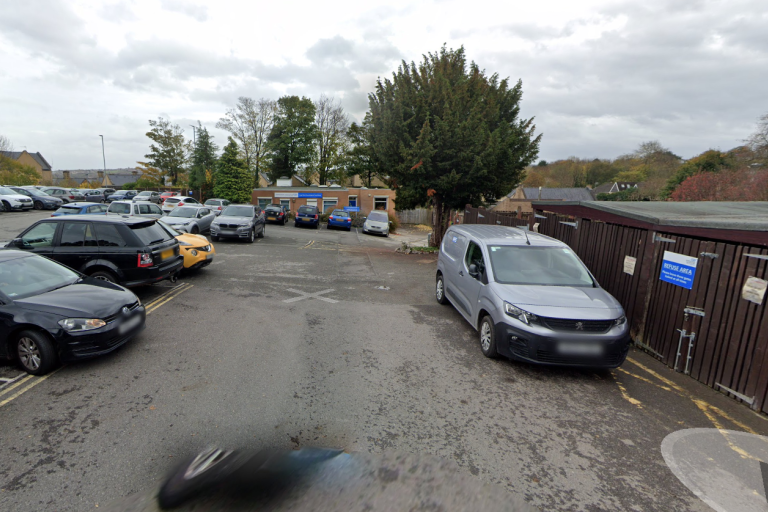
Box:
[145, 282, 193, 314]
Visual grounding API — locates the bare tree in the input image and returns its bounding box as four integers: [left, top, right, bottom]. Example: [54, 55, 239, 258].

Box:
[217, 97, 277, 186]
[746, 113, 768, 165]
[216, 98, 255, 174]
[314, 94, 350, 185]
[0, 134, 13, 152]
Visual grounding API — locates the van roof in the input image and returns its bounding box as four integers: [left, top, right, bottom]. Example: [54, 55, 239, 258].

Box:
[448, 224, 562, 247]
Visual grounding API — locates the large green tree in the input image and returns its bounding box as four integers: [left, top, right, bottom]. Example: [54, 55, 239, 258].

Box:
[213, 137, 252, 203]
[144, 117, 189, 185]
[662, 150, 734, 198]
[368, 46, 541, 246]
[266, 96, 318, 183]
[189, 122, 219, 195]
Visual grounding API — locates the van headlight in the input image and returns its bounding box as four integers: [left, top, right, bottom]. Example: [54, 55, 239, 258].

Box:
[58, 318, 106, 332]
[615, 315, 627, 326]
[504, 302, 537, 325]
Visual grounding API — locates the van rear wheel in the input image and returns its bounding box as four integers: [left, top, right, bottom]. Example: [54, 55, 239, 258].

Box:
[435, 273, 449, 305]
[479, 316, 498, 358]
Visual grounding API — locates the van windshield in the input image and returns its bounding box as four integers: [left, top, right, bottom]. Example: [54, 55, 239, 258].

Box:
[487, 245, 595, 287]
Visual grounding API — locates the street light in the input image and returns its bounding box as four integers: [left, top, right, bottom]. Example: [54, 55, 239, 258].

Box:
[189, 125, 196, 145]
[98, 135, 106, 173]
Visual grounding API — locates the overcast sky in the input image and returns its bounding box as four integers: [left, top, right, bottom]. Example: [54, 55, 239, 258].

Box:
[1, 0, 766, 170]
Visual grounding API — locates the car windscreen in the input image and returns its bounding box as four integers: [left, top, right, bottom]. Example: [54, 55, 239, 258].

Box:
[55, 206, 83, 214]
[130, 222, 174, 245]
[368, 211, 388, 222]
[298, 206, 317, 214]
[0, 187, 18, 195]
[222, 206, 253, 217]
[265, 206, 281, 212]
[165, 198, 181, 203]
[204, 200, 220, 206]
[168, 208, 197, 218]
[487, 245, 595, 287]
[23, 188, 47, 197]
[116, 190, 131, 194]
[0, 254, 79, 300]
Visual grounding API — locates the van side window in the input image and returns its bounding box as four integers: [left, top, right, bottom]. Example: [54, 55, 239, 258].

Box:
[442, 232, 467, 261]
[465, 241, 485, 272]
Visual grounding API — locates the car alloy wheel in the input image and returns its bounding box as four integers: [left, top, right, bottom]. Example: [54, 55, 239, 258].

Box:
[248, 228, 255, 243]
[34, 201, 43, 210]
[18, 336, 41, 371]
[480, 322, 492, 352]
[479, 316, 498, 358]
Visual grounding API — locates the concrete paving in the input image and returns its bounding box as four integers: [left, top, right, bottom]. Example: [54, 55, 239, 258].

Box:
[1, 217, 768, 511]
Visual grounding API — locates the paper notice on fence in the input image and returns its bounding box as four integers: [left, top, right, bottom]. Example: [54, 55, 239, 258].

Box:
[533, 222, 540, 233]
[623, 256, 637, 275]
[742, 277, 767, 305]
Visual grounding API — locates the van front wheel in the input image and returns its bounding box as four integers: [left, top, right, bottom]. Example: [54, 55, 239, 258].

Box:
[479, 316, 498, 358]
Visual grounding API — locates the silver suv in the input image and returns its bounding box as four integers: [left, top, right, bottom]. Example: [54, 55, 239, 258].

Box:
[436, 225, 629, 368]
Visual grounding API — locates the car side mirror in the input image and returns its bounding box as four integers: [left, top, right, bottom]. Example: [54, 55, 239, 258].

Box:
[468, 263, 479, 278]
[8, 238, 26, 249]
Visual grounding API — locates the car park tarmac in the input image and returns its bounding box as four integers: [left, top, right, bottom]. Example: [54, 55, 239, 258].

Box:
[1, 216, 767, 511]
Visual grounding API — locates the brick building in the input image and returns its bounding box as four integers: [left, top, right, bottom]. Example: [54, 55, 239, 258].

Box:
[251, 186, 396, 215]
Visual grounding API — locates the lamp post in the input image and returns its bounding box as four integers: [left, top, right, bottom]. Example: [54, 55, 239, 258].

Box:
[189, 125, 196, 145]
[98, 135, 106, 173]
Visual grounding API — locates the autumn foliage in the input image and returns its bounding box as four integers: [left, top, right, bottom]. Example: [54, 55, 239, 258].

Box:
[670, 168, 768, 201]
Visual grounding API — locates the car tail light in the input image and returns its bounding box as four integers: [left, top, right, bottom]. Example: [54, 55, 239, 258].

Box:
[329, 216, 334, 220]
[346, 218, 351, 222]
[178, 202, 184, 206]
[314, 214, 318, 219]
[218, 206, 222, 210]
[137, 253, 153, 267]
[69, 195, 75, 199]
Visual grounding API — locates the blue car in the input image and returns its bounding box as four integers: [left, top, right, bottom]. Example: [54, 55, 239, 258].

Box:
[327, 209, 352, 231]
[106, 190, 138, 203]
[294, 205, 319, 229]
[51, 202, 108, 217]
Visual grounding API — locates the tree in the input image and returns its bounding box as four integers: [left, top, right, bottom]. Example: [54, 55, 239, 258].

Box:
[217, 97, 276, 185]
[189, 123, 218, 194]
[345, 116, 385, 187]
[145, 117, 189, 185]
[368, 46, 541, 246]
[0, 134, 12, 152]
[746, 113, 768, 166]
[0, 156, 39, 185]
[314, 94, 350, 185]
[135, 161, 166, 187]
[670, 168, 768, 201]
[213, 137, 252, 203]
[662, 150, 733, 197]
[267, 96, 318, 183]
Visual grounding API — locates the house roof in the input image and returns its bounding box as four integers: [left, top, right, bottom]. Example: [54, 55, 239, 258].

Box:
[107, 173, 142, 186]
[592, 183, 615, 194]
[253, 186, 350, 192]
[1, 151, 51, 170]
[259, 172, 272, 184]
[521, 187, 595, 201]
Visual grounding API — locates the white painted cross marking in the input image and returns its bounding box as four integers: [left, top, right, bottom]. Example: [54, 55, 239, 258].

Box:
[283, 288, 338, 304]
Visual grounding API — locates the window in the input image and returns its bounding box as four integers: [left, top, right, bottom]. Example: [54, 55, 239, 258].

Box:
[306, 199, 318, 207]
[109, 203, 130, 214]
[198, 209, 210, 217]
[94, 224, 126, 247]
[465, 242, 485, 273]
[139, 204, 152, 214]
[131, 223, 173, 245]
[374, 196, 388, 210]
[348, 196, 357, 207]
[149, 205, 163, 215]
[84, 224, 98, 247]
[323, 198, 338, 213]
[258, 197, 271, 208]
[442, 232, 466, 261]
[21, 223, 57, 248]
[280, 199, 290, 210]
[60, 222, 87, 247]
[487, 246, 594, 287]
[87, 205, 106, 213]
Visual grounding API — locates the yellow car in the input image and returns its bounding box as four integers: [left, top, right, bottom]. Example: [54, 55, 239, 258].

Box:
[159, 221, 215, 270]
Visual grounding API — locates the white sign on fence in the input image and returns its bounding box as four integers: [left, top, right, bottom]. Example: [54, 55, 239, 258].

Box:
[623, 255, 637, 275]
[742, 277, 767, 305]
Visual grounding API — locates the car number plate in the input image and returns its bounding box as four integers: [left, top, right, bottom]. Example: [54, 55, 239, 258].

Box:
[161, 249, 173, 260]
[119, 315, 142, 334]
[268, 217, 276, 221]
[557, 342, 603, 356]
[206, 253, 214, 260]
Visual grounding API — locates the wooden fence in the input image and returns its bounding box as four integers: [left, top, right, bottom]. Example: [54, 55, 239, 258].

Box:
[463, 205, 768, 413]
[397, 208, 433, 225]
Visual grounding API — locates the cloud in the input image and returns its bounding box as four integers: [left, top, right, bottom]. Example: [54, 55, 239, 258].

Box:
[159, 0, 208, 22]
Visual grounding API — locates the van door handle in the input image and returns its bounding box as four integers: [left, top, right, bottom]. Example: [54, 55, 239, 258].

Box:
[458, 270, 464, 276]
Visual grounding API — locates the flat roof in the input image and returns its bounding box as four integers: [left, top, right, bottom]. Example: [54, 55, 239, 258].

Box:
[253, 187, 350, 192]
[533, 201, 768, 232]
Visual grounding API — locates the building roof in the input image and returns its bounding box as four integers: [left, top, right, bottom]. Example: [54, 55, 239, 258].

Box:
[107, 172, 142, 186]
[532, 200, 768, 232]
[592, 183, 615, 194]
[521, 187, 595, 201]
[1, 151, 52, 170]
[253, 186, 350, 192]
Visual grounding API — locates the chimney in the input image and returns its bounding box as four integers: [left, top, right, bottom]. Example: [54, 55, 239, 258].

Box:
[132, 170, 138, 176]
[98, 171, 104, 179]
[63, 171, 70, 180]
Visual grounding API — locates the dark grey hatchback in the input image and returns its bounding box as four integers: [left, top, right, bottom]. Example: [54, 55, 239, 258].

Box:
[5, 215, 183, 287]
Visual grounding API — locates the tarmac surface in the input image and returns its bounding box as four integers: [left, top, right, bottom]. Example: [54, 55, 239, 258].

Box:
[1, 209, 768, 511]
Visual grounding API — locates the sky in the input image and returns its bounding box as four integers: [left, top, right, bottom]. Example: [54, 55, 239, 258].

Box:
[1, 0, 766, 170]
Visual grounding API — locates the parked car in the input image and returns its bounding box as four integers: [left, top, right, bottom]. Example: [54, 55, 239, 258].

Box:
[159, 191, 176, 203]
[161, 206, 215, 234]
[210, 204, 265, 243]
[158, 221, 216, 271]
[40, 187, 81, 204]
[161, 196, 200, 214]
[133, 191, 162, 204]
[203, 198, 230, 216]
[435, 225, 630, 368]
[51, 202, 108, 217]
[5, 215, 183, 287]
[0, 186, 34, 211]
[12, 186, 63, 210]
[362, 211, 390, 236]
[107, 200, 164, 219]
[106, 190, 139, 203]
[264, 204, 289, 225]
[294, 205, 319, 229]
[327, 209, 352, 231]
[78, 189, 106, 203]
[93, 188, 116, 201]
[0, 250, 146, 375]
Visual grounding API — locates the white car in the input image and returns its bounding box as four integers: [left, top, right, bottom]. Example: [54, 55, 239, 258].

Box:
[362, 211, 391, 237]
[106, 200, 164, 219]
[161, 196, 200, 214]
[0, 186, 34, 211]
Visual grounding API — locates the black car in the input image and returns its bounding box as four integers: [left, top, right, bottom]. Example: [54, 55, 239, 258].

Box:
[12, 187, 64, 210]
[5, 215, 183, 287]
[264, 204, 289, 225]
[294, 205, 320, 228]
[0, 250, 146, 375]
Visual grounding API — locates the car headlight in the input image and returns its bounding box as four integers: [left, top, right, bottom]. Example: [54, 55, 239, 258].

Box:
[615, 315, 627, 326]
[239, 223, 251, 228]
[504, 302, 537, 325]
[58, 318, 106, 332]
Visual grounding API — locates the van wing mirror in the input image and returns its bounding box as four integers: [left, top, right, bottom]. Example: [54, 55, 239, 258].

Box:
[468, 263, 479, 278]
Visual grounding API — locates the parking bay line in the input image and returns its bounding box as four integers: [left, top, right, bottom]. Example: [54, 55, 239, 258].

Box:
[144, 282, 192, 309]
[0, 374, 34, 397]
[146, 284, 194, 314]
[0, 368, 61, 409]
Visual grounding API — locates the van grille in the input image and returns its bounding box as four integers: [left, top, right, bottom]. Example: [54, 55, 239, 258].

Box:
[540, 317, 613, 333]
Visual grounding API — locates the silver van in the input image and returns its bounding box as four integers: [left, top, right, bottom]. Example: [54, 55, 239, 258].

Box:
[107, 200, 164, 219]
[436, 225, 630, 368]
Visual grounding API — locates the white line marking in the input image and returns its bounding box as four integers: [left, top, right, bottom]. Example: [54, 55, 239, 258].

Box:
[283, 288, 338, 304]
[0, 373, 29, 393]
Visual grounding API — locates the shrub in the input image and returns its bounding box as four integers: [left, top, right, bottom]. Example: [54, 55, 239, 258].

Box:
[388, 212, 399, 233]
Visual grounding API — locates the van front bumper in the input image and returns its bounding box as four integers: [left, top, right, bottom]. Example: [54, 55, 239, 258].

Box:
[494, 321, 631, 368]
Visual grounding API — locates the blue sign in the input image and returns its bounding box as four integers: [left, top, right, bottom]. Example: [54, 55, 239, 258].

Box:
[343, 206, 360, 212]
[660, 251, 698, 290]
[298, 192, 323, 199]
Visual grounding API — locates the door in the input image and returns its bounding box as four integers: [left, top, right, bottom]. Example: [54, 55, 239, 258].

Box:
[93, 223, 132, 277]
[53, 221, 97, 272]
[442, 232, 469, 311]
[455, 241, 487, 324]
[148, 204, 163, 218]
[15, 222, 58, 257]
[197, 209, 214, 231]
